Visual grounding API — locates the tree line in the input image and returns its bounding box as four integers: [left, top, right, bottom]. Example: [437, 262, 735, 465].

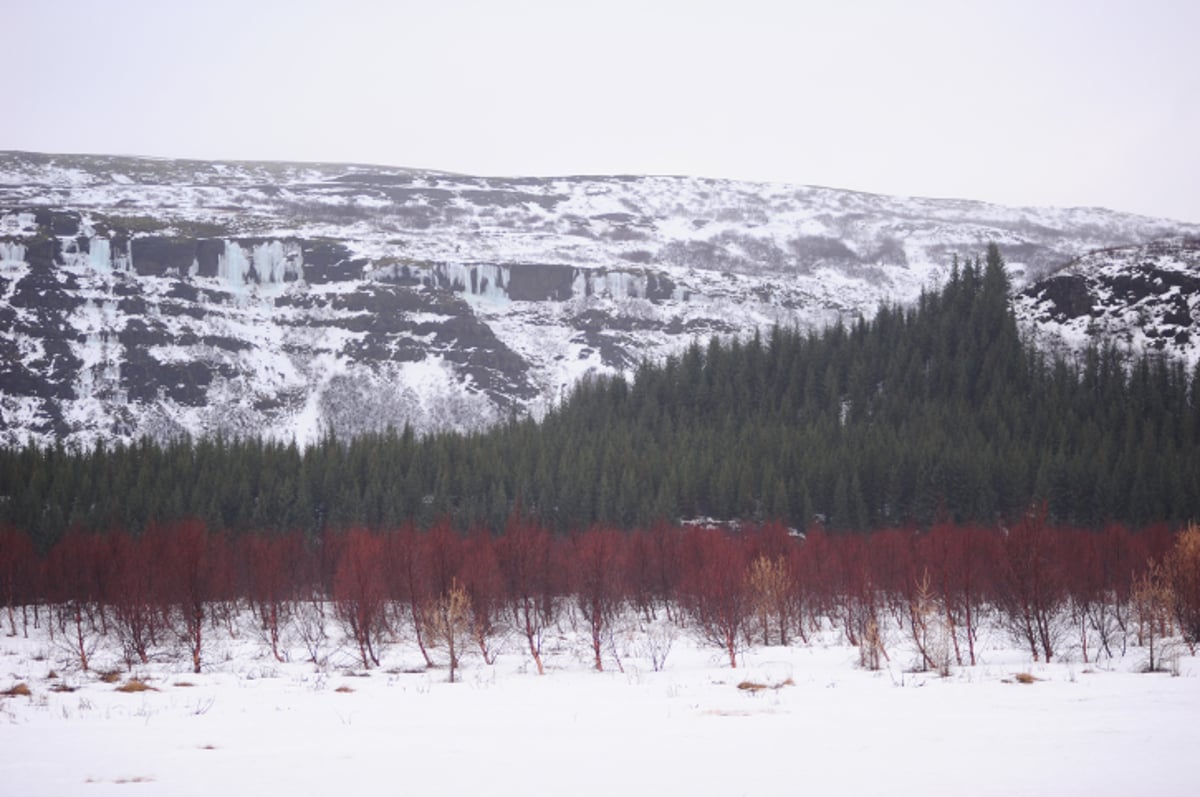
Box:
[1, 244, 1198, 550]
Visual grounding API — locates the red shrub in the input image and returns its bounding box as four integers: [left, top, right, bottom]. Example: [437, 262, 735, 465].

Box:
[43, 531, 111, 670]
[0, 526, 36, 636]
[384, 522, 433, 667]
[459, 527, 504, 663]
[569, 525, 628, 671]
[496, 510, 556, 675]
[108, 529, 163, 666]
[158, 519, 221, 674]
[243, 533, 307, 662]
[678, 527, 749, 668]
[998, 505, 1065, 662]
[333, 528, 388, 668]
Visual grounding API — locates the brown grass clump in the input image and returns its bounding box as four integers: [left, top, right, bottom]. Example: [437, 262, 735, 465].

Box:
[115, 678, 158, 693]
[334, 685, 355, 693]
[737, 677, 794, 693]
[2, 682, 32, 697]
[49, 683, 78, 693]
[173, 681, 196, 688]
[97, 669, 122, 684]
[1007, 672, 1038, 684]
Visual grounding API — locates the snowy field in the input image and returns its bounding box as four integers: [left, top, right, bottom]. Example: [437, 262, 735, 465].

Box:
[2, 610, 1198, 797]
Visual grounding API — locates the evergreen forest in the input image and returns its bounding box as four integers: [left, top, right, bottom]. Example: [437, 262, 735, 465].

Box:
[2, 244, 1198, 552]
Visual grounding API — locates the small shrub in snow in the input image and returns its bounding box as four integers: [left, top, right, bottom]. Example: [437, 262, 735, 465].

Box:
[424, 580, 473, 683]
[115, 678, 158, 693]
[637, 619, 676, 672]
[97, 669, 122, 684]
[1133, 562, 1175, 673]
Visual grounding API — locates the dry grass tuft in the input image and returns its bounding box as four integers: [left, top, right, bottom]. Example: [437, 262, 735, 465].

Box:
[2, 682, 32, 697]
[737, 677, 794, 693]
[97, 669, 123, 684]
[334, 685, 355, 693]
[49, 683, 78, 693]
[115, 678, 158, 693]
[172, 681, 196, 688]
[1003, 672, 1038, 685]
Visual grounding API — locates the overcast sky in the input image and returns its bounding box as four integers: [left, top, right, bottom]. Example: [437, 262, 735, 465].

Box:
[8, 0, 1199, 221]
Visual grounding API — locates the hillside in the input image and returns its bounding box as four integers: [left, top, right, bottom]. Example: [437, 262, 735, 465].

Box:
[1015, 237, 1200, 367]
[3, 151, 1198, 447]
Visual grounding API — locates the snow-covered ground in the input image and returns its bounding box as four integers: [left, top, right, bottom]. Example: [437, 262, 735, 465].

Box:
[2, 609, 1196, 796]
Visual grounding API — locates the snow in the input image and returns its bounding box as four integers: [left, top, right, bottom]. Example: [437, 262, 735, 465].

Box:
[0, 240, 27, 264]
[217, 240, 300, 295]
[0, 212, 37, 236]
[1, 610, 1196, 796]
[291, 351, 348, 446]
[437, 262, 512, 304]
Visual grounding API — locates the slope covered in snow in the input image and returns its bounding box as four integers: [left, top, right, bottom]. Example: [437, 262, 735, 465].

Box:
[2, 151, 1198, 447]
[1015, 238, 1200, 368]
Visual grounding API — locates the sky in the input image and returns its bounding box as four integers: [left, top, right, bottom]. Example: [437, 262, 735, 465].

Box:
[7, 0, 1199, 222]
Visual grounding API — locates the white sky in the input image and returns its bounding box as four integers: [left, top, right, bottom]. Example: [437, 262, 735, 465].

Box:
[7, 0, 1199, 222]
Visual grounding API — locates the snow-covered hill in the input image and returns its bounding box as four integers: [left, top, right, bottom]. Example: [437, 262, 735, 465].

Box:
[2, 151, 1198, 447]
[1014, 238, 1200, 368]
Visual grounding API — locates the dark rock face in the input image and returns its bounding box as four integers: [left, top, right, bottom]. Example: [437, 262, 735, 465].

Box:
[507, 264, 576, 301]
[131, 238, 208, 277]
[1028, 275, 1095, 321]
[5, 237, 82, 404]
[645, 272, 676, 302]
[328, 283, 536, 402]
[302, 242, 365, 284]
[32, 209, 80, 237]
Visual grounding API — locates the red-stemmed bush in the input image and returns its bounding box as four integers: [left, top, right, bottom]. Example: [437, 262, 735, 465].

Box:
[459, 527, 505, 664]
[242, 533, 306, 662]
[108, 529, 162, 667]
[333, 528, 388, 668]
[0, 526, 36, 637]
[998, 504, 1066, 662]
[158, 519, 223, 674]
[384, 522, 434, 667]
[678, 527, 750, 668]
[496, 510, 557, 675]
[569, 525, 628, 671]
[917, 522, 998, 666]
[43, 530, 110, 671]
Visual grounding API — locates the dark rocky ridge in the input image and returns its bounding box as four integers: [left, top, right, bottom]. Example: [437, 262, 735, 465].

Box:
[1015, 238, 1200, 357]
